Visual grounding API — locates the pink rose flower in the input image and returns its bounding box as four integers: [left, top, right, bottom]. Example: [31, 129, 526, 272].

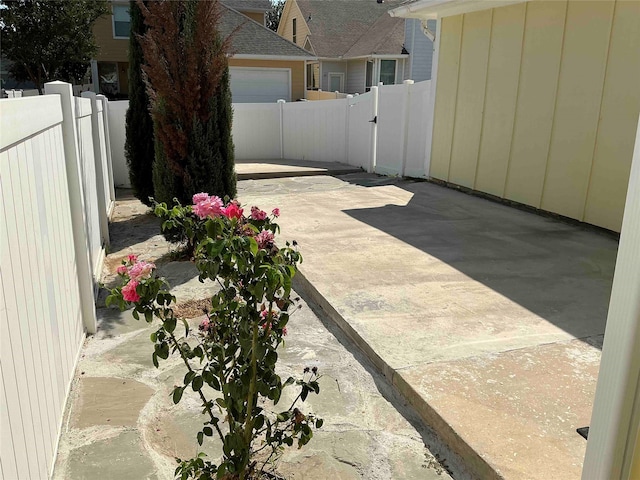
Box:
[128, 261, 155, 281]
[256, 230, 275, 249]
[127, 254, 138, 264]
[193, 195, 223, 219]
[192, 192, 209, 204]
[222, 202, 243, 220]
[116, 265, 128, 275]
[122, 280, 140, 302]
[250, 206, 267, 221]
[271, 208, 280, 217]
[199, 318, 213, 333]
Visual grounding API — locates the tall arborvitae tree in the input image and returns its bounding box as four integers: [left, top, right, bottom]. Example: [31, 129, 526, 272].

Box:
[138, 0, 236, 206]
[125, 0, 155, 206]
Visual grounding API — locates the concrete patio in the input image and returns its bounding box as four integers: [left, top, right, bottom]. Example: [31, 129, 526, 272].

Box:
[52, 189, 453, 480]
[53, 163, 618, 480]
[236, 170, 618, 480]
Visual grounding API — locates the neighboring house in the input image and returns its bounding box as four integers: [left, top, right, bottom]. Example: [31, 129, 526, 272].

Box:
[91, 0, 314, 102]
[277, 0, 435, 95]
[391, 0, 640, 234]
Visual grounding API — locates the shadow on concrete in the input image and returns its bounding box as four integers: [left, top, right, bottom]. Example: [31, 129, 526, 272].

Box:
[108, 212, 163, 253]
[294, 279, 470, 480]
[342, 179, 618, 349]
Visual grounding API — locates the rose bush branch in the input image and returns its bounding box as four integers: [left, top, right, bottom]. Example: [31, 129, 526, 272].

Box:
[107, 195, 322, 480]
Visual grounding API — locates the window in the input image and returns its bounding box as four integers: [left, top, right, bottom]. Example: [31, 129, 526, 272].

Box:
[306, 63, 319, 89]
[380, 60, 396, 85]
[112, 4, 130, 39]
[293, 18, 297, 44]
[365, 61, 374, 91]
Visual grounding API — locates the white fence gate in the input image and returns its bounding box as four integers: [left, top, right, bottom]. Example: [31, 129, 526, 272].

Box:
[1, 81, 112, 479]
[107, 79, 434, 186]
[347, 90, 377, 172]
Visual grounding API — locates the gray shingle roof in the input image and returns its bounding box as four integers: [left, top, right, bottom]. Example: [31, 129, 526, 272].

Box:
[219, 5, 313, 57]
[296, 0, 406, 58]
[221, 0, 271, 11]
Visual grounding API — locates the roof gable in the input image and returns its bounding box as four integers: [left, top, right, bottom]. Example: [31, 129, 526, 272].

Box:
[295, 0, 406, 58]
[219, 5, 313, 58]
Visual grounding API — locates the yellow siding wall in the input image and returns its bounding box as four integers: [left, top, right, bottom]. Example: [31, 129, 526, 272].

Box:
[430, 0, 640, 232]
[240, 11, 265, 25]
[228, 58, 306, 101]
[630, 425, 640, 480]
[93, 15, 129, 62]
[278, 1, 310, 46]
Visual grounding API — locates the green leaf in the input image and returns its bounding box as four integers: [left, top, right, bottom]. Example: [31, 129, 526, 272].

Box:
[132, 309, 139, 320]
[144, 310, 153, 323]
[192, 375, 204, 391]
[152, 352, 159, 368]
[164, 315, 177, 333]
[150, 332, 157, 342]
[156, 342, 170, 360]
[184, 371, 196, 386]
[105, 294, 114, 307]
[248, 237, 258, 256]
[197, 431, 204, 446]
[315, 419, 323, 428]
[203, 426, 213, 437]
[172, 386, 184, 404]
[181, 318, 190, 337]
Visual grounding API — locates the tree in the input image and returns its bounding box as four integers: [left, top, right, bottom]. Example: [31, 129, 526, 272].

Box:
[139, 0, 236, 205]
[125, 0, 155, 206]
[0, 0, 108, 94]
[266, 0, 285, 32]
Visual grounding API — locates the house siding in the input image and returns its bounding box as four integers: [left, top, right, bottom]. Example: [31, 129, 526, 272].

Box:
[278, 0, 310, 47]
[430, 0, 640, 232]
[228, 58, 306, 101]
[404, 18, 435, 81]
[320, 60, 347, 92]
[346, 60, 366, 94]
[240, 11, 265, 25]
[93, 13, 129, 62]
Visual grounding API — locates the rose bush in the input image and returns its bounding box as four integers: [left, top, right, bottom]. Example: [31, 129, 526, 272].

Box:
[107, 194, 321, 480]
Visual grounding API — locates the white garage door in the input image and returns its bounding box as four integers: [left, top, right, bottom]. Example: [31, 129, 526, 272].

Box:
[229, 68, 290, 103]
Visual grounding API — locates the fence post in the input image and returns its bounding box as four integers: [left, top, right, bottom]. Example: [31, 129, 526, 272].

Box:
[582, 115, 640, 479]
[82, 91, 110, 249]
[369, 86, 379, 174]
[400, 80, 414, 177]
[345, 94, 353, 165]
[97, 94, 116, 214]
[44, 81, 97, 334]
[277, 99, 286, 160]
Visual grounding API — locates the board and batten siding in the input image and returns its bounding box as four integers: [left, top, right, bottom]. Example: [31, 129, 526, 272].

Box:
[429, 0, 640, 232]
[1, 96, 86, 479]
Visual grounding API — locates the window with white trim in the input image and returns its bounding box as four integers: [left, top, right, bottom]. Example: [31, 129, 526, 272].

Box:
[380, 59, 396, 85]
[112, 4, 130, 39]
[293, 18, 297, 44]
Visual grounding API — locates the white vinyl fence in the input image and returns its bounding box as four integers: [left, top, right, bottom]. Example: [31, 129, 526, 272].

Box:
[108, 79, 433, 187]
[0, 81, 112, 479]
